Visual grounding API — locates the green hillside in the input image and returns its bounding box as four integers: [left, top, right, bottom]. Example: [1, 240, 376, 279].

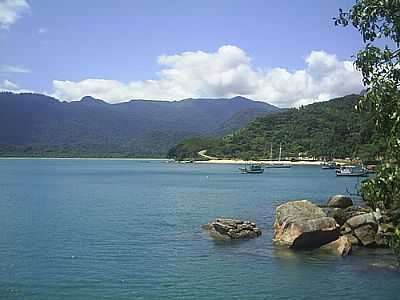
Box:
[168, 94, 384, 161]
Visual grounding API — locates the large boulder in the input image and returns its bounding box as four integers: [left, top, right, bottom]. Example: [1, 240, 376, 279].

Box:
[343, 212, 379, 247]
[320, 235, 352, 256]
[273, 200, 339, 249]
[327, 195, 353, 209]
[202, 218, 261, 240]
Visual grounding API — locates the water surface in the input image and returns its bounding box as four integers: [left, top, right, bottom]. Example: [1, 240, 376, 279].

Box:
[0, 159, 398, 299]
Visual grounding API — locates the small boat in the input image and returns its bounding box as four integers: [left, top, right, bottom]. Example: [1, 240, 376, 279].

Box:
[321, 161, 337, 169]
[264, 143, 292, 168]
[336, 165, 368, 177]
[239, 164, 264, 174]
[264, 163, 292, 169]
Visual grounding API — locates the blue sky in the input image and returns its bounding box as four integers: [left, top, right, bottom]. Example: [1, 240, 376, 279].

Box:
[0, 0, 365, 106]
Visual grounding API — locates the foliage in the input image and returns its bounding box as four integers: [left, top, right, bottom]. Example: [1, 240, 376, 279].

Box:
[335, 0, 400, 210]
[390, 228, 400, 265]
[0, 93, 276, 158]
[169, 94, 383, 161]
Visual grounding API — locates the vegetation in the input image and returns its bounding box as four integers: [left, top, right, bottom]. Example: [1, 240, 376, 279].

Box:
[168, 94, 383, 161]
[336, 0, 400, 210]
[336, 0, 400, 261]
[0, 93, 277, 158]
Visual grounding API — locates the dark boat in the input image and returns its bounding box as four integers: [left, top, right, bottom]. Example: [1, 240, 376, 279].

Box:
[239, 164, 264, 174]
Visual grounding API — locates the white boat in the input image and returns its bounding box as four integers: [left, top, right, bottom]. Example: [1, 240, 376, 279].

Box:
[264, 143, 291, 168]
[321, 161, 337, 169]
[336, 165, 368, 177]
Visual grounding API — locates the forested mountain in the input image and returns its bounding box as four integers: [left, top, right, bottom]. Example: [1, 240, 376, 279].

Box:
[168, 94, 384, 161]
[0, 92, 278, 157]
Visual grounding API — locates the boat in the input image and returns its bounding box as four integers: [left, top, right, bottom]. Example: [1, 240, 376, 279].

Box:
[321, 161, 337, 169]
[264, 143, 292, 168]
[239, 164, 264, 174]
[336, 165, 368, 177]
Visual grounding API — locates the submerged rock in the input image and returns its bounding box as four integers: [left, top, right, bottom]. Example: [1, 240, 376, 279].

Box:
[203, 218, 262, 240]
[320, 235, 352, 256]
[327, 195, 353, 209]
[273, 200, 339, 249]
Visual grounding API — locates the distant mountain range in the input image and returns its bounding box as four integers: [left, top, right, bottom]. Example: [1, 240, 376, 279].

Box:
[0, 92, 279, 157]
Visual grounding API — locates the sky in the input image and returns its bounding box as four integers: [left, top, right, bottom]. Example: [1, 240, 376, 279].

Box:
[0, 0, 365, 107]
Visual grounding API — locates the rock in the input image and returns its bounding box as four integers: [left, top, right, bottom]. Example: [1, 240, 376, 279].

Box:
[344, 213, 379, 247]
[273, 200, 339, 249]
[327, 206, 370, 226]
[354, 224, 378, 246]
[320, 235, 352, 256]
[327, 195, 353, 209]
[375, 231, 394, 247]
[345, 213, 378, 230]
[203, 218, 262, 240]
[343, 233, 360, 246]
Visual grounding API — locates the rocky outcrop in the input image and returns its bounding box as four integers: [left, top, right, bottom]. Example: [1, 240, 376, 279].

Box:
[341, 212, 379, 246]
[327, 195, 353, 209]
[320, 235, 352, 256]
[202, 218, 262, 240]
[327, 206, 371, 226]
[273, 200, 339, 249]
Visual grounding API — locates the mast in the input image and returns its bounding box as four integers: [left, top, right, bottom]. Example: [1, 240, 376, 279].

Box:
[279, 143, 282, 161]
[270, 143, 273, 160]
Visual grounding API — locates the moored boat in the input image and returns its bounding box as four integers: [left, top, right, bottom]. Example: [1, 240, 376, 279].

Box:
[336, 165, 368, 177]
[321, 161, 337, 169]
[239, 164, 264, 174]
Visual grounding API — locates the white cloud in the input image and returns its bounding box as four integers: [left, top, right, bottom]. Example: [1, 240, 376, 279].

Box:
[0, 0, 29, 29]
[0, 64, 31, 73]
[0, 79, 32, 93]
[51, 45, 363, 107]
[0, 79, 18, 90]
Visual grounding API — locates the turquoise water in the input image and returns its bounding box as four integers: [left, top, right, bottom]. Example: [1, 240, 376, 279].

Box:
[0, 159, 399, 300]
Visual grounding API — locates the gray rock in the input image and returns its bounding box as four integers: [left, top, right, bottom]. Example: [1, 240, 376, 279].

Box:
[327, 195, 353, 209]
[345, 213, 378, 230]
[203, 218, 261, 240]
[327, 206, 370, 226]
[273, 200, 339, 249]
[354, 224, 377, 246]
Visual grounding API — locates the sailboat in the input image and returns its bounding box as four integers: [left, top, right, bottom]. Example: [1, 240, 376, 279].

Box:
[264, 143, 292, 168]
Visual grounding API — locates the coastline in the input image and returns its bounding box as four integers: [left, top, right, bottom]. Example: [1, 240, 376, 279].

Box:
[195, 159, 323, 165]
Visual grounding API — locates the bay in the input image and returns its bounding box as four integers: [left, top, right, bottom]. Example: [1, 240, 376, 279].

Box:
[0, 159, 398, 299]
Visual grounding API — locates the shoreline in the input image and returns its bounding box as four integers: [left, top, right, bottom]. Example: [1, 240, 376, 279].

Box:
[195, 159, 324, 165]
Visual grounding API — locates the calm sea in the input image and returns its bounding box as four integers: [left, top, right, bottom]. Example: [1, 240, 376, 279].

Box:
[0, 159, 399, 300]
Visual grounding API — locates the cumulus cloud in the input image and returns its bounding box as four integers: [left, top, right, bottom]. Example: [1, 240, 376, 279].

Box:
[51, 45, 363, 107]
[0, 0, 29, 29]
[0, 64, 31, 73]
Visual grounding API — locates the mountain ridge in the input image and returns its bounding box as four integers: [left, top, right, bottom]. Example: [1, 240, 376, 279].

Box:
[0, 92, 279, 157]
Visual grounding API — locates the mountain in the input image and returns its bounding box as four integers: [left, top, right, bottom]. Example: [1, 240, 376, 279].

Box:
[168, 94, 385, 161]
[0, 92, 279, 157]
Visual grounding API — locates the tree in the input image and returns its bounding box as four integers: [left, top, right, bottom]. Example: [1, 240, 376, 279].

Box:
[335, 0, 400, 210]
